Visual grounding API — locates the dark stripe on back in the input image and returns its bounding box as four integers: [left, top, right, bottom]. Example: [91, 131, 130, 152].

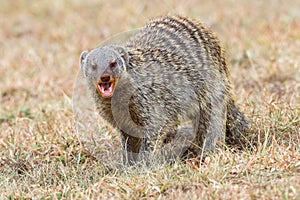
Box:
[144, 19, 199, 62]
[170, 15, 211, 58]
[174, 15, 223, 68]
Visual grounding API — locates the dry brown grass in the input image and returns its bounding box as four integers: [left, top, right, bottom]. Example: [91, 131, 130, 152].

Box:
[0, 0, 299, 199]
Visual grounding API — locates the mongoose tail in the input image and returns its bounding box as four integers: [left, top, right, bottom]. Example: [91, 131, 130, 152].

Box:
[226, 99, 250, 147]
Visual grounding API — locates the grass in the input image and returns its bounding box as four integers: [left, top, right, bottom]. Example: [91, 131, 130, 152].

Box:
[0, 0, 299, 199]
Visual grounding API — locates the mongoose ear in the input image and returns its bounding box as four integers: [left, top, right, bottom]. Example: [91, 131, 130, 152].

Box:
[80, 50, 88, 76]
[80, 50, 88, 66]
[110, 45, 129, 70]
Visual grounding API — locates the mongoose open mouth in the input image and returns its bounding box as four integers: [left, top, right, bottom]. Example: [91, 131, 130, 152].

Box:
[97, 80, 117, 98]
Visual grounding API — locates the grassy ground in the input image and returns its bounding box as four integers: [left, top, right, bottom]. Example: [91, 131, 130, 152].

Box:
[0, 0, 299, 199]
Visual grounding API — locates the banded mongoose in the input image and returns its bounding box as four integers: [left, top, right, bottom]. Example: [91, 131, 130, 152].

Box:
[80, 15, 249, 165]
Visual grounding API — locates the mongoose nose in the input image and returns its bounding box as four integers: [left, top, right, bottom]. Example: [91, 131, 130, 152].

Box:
[100, 74, 111, 82]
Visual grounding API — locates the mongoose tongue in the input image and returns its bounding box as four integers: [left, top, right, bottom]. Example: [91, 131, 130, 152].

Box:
[98, 82, 114, 98]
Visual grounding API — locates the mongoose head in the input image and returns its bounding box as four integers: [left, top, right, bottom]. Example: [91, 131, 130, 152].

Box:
[80, 45, 128, 98]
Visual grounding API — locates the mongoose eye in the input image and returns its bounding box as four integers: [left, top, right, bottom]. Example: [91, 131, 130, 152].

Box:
[109, 61, 117, 71]
[91, 63, 97, 71]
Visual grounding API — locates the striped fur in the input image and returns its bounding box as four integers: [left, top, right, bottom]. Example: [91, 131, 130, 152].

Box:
[80, 15, 249, 166]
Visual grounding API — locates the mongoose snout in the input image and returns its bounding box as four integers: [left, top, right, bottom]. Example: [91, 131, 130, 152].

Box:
[98, 74, 113, 97]
[97, 75, 118, 98]
[100, 74, 111, 82]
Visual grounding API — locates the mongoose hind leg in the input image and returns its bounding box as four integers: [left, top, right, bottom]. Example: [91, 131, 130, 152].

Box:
[184, 100, 227, 159]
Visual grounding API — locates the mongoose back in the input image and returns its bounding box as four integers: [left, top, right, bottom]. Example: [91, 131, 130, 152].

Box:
[80, 15, 249, 166]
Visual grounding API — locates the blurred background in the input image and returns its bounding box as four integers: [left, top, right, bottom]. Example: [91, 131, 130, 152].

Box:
[0, 0, 299, 114]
